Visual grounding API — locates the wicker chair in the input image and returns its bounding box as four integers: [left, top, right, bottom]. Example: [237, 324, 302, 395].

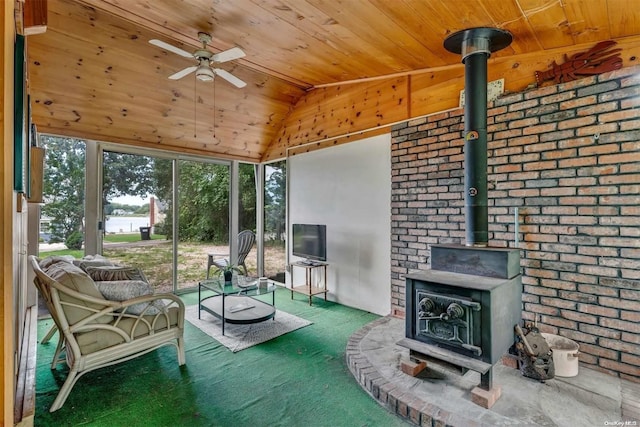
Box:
[206, 229, 256, 278]
[29, 256, 186, 412]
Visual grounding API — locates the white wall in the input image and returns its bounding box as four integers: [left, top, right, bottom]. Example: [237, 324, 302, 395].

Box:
[288, 134, 391, 315]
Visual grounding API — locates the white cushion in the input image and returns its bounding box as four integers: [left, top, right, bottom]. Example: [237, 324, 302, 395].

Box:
[96, 280, 164, 315]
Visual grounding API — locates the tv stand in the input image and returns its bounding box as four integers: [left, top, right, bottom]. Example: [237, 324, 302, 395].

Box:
[289, 261, 328, 306]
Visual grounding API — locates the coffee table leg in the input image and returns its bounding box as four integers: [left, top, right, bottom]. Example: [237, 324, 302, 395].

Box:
[221, 294, 225, 336]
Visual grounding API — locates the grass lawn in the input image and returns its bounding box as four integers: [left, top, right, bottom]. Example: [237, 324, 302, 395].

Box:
[39, 235, 286, 293]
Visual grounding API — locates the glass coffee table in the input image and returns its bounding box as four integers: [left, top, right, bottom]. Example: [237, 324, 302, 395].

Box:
[198, 276, 277, 335]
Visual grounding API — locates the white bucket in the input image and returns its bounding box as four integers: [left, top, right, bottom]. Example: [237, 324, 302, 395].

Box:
[541, 333, 580, 377]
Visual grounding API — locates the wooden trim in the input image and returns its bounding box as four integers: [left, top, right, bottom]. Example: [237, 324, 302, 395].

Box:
[23, 0, 47, 36]
[27, 146, 44, 203]
[14, 306, 37, 427]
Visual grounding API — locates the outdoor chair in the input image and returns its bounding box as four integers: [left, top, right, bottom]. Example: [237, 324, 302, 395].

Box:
[206, 230, 256, 278]
[29, 256, 186, 412]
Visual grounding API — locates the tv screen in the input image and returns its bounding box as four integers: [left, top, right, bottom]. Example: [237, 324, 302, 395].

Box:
[292, 224, 327, 262]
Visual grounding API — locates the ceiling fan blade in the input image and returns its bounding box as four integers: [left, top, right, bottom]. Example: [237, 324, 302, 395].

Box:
[149, 39, 193, 58]
[168, 66, 197, 80]
[213, 69, 247, 88]
[212, 47, 246, 63]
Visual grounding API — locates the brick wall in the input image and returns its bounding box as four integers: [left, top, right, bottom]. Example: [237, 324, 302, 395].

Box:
[390, 66, 640, 381]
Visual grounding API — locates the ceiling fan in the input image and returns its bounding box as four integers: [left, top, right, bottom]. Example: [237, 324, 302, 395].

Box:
[150, 32, 246, 88]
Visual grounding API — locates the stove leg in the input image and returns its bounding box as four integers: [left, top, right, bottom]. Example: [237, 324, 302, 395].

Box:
[480, 369, 492, 390]
[471, 368, 502, 409]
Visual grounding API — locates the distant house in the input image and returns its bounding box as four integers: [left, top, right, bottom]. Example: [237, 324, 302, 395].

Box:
[39, 216, 52, 242]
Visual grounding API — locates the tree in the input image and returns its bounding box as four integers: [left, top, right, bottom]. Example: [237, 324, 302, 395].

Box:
[41, 137, 157, 248]
[153, 161, 257, 242]
[265, 161, 286, 243]
[102, 151, 156, 204]
[41, 136, 86, 244]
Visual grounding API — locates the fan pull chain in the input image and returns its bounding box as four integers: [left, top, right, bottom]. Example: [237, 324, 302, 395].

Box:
[213, 81, 216, 141]
[193, 77, 197, 138]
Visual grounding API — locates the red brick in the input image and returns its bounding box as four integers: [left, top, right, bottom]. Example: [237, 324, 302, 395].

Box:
[601, 318, 640, 333]
[523, 160, 558, 171]
[600, 109, 640, 122]
[509, 135, 539, 146]
[523, 123, 557, 135]
[558, 116, 597, 130]
[577, 265, 618, 277]
[578, 206, 618, 216]
[540, 297, 576, 309]
[540, 315, 576, 329]
[559, 196, 597, 205]
[621, 311, 640, 322]
[600, 297, 640, 311]
[524, 234, 558, 244]
[578, 185, 619, 195]
[600, 174, 640, 186]
[577, 303, 618, 318]
[578, 353, 598, 365]
[561, 309, 598, 324]
[560, 215, 597, 225]
[620, 119, 640, 131]
[622, 332, 640, 344]
[558, 156, 597, 168]
[540, 279, 576, 290]
[580, 324, 621, 339]
[580, 343, 618, 360]
[600, 359, 640, 377]
[621, 353, 640, 367]
[577, 100, 618, 115]
[542, 92, 576, 104]
[560, 95, 596, 109]
[541, 187, 576, 196]
[510, 117, 540, 129]
[560, 253, 597, 265]
[541, 148, 577, 160]
[524, 303, 559, 315]
[600, 152, 640, 164]
[576, 123, 619, 137]
[579, 143, 620, 156]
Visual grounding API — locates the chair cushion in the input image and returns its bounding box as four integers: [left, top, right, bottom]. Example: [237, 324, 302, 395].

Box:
[85, 266, 147, 283]
[74, 254, 116, 272]
[75, 306, 181, 354]
[39, 255, 76, 270]
[43, 261, 112, 325]
[95, 280, 164, 315]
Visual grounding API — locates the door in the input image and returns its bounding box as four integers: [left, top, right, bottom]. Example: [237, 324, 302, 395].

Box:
[101, 150, 174, 292]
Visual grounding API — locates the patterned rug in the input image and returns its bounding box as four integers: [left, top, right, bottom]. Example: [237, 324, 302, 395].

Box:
[185, 304, 312, 352]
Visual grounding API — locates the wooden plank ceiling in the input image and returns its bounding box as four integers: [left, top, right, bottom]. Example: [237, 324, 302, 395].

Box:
[26, 0, 640, 162]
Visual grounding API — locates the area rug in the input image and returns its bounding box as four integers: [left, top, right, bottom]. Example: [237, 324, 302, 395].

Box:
[185, 304, 312, 352]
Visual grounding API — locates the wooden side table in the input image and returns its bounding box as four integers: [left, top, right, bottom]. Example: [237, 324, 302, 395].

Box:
[289, 261, 328, 305]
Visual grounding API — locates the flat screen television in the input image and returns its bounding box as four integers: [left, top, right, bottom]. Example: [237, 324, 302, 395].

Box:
[292, 224, 327, 263]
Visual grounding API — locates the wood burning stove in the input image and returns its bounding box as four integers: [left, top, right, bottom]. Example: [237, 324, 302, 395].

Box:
[398, 27, 522, 409]
[399, 245, 522, 408]
[403, 245, 521, 367]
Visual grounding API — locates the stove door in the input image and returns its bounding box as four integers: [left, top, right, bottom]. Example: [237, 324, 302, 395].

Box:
[416, 291, 482, 355]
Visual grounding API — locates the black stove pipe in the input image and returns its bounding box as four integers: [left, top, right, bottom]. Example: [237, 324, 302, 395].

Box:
[463, 52, 489, 246]
[444, 28, 512, 247]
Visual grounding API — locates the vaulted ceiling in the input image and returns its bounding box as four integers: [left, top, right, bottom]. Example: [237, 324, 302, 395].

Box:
[25, 0, 640, 163]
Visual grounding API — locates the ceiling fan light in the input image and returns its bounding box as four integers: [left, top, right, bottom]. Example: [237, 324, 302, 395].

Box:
[196, 65, 215, 82]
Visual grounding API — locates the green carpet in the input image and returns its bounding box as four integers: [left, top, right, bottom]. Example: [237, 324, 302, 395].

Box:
[34, 287, 409, 426]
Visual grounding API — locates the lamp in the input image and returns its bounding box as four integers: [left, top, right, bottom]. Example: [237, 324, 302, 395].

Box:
[196, 64, 215, 82]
